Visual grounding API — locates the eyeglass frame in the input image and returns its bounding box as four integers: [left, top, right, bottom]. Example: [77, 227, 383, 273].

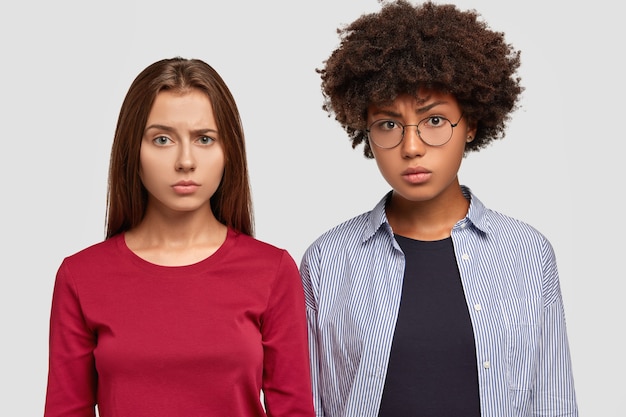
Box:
[366, 113, 464, 149]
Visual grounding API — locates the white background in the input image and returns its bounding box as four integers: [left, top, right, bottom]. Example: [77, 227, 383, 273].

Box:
[1, 0, 622, 415]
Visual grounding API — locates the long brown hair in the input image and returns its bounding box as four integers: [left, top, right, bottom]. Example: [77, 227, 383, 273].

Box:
[105, 57, 253, 238]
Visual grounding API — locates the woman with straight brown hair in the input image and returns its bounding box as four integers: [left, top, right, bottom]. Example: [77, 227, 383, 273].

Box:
[44, 57, 315, 417]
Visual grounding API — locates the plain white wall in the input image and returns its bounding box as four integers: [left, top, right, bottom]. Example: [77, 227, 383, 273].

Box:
[1, 0, 622, 415]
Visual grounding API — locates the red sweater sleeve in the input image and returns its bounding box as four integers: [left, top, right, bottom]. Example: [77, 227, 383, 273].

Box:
[261, 251, 315, 417]
[44, 260, 97, 417]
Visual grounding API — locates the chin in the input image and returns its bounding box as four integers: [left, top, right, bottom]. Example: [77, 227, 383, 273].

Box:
[392, 190, 433, 203]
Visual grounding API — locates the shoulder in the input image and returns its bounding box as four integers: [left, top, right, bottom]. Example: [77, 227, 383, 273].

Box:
[300, 210, 378, 271]
[232, 231, 288, 255]
[302, 194, 390, 263]
[465, 187, 552, 248]
[229, 230, 298, 268]
[484, 208, 551, 246]
[226, 232, 303, 290]
[308, 211, 372, 250]
[468, 203, 556, 265]
[54, 236, 123, 289]
[61, 235, 120, 267]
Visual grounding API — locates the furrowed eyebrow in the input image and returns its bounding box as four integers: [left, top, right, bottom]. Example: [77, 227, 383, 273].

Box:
[144, 124, 218, 136]
[190, 128, 218, 136]
[370, 100, 450, 119]
[144, 124, 175, 134]
[415, 101, 448, 114]
[371, 109, 402, 119]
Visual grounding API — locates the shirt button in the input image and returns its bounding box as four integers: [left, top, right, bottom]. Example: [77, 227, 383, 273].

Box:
[474, 303, 482, 311]
[462, 253, 470, 260]
[483, 361, 491, 369]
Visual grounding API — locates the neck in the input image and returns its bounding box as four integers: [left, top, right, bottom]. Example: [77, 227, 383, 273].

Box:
[123, 204, 228, 266]
[386, 184, 469, 241]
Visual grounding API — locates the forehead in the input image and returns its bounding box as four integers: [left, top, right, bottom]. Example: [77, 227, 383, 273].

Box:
[369, 89, 460, 113]
[147, 89, 215, 120]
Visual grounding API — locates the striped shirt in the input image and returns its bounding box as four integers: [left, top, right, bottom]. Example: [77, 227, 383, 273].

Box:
[300, 186, 578, 417]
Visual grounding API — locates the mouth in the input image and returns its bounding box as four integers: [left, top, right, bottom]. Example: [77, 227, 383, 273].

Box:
[401, 167, 431, 184]
[173, 180, 199, 187]
[172, 180, 200, 194]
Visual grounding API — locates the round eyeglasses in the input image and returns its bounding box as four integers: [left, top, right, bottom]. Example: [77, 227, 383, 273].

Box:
[366, 113, 464, 149]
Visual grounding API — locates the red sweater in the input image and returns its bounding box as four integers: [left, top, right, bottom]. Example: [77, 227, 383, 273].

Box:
[44, 229, 315, 417]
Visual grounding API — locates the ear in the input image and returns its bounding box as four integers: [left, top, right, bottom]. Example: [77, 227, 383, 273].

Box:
[465, 121, 478, 143]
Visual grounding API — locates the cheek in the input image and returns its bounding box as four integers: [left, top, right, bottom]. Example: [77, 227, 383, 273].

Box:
[138, 152, 164, 185]
[371, 151, 395, 175]
[208, 148, 226, 173]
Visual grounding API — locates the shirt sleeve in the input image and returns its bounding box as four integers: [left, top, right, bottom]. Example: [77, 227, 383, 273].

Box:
[532, 240, 578, 416]
[299, 245, 325, 417]
[44, 260, 97, 417]
[261, 250, 316, 417]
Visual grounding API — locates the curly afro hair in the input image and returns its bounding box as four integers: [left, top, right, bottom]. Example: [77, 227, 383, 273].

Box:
[318, 0, 523, 158]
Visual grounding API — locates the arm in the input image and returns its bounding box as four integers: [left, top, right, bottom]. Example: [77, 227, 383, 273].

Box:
[533, 240, 578, 416]
[300, 246, 325, 417]
[261, 251, 315, 417]
[44, 261, 97, 417]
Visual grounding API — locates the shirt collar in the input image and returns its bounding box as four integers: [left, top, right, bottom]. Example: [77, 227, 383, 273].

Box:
[362, 191, 393, 243]
[459, 185, 490, 235]
[362, 185, 491, 243]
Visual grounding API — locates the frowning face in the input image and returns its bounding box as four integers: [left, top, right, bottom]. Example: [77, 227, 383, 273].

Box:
[139, 89, 225, 215]
[367, 89, 475, 205]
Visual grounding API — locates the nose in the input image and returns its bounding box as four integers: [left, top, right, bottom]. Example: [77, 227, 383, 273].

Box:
[401, 124, 426, 158]
[176, 142, 196, 172]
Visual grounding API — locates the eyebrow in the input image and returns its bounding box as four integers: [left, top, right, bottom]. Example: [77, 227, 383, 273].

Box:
[371, 100, 449, 118]
[144, 124, 218, 135]
[416, 101, 448, 113]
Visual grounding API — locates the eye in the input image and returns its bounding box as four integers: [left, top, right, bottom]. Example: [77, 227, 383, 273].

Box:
[423, 116, 448, 128]
[373, 119, 401, 132]
[153, 136, 172, 146]
[196, 135, 216, 145]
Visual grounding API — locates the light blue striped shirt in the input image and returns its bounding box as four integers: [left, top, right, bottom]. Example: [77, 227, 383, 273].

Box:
[300, 186, 578, 417]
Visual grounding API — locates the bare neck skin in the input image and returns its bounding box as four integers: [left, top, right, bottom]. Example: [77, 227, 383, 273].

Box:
[385, 179, 469, 241]
[123, 202, 227, 266]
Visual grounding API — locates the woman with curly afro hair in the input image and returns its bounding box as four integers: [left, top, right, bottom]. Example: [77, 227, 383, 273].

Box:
[300, 1, 578, 416]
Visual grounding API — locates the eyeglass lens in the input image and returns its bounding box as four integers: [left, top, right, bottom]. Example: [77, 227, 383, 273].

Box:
[368, 117, 454, 148]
